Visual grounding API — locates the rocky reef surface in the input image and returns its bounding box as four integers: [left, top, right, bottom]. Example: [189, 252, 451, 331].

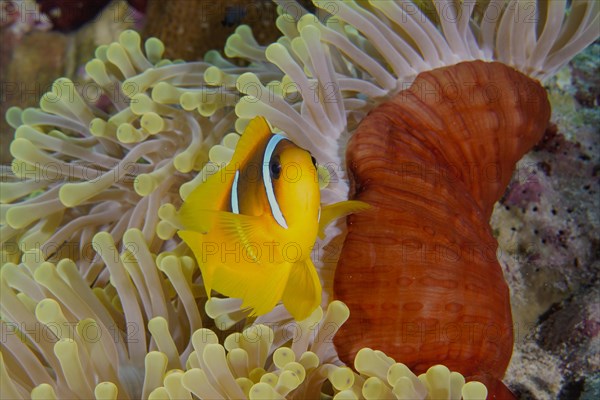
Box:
[495, 42, 599, 400]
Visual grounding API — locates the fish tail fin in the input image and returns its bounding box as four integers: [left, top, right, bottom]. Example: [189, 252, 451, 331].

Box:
[177, 230, 214, 296]
[282, 257, 322, 321]
[318, 200, 371, 239]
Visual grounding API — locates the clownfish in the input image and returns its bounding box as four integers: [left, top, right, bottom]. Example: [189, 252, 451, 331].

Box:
[178, 116, 369, 321]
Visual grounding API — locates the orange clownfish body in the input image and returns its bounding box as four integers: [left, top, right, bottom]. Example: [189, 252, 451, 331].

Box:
[178, 116, 368, 321]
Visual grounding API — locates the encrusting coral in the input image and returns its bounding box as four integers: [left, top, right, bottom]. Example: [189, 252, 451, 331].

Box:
[1, 0, 598, 399]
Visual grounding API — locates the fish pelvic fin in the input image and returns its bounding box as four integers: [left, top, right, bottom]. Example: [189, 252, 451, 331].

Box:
[318, 200, 371, 239]
[282, 257, 322, 321]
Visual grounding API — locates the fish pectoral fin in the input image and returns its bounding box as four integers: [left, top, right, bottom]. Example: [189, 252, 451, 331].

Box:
[194, 210, 275, 258]
[282, 257, 322, 321]
[180, 210, 288, 312]
[213, 261, 292, 317]
[318, 200, 371, 239]
[178, 211, 269, 295]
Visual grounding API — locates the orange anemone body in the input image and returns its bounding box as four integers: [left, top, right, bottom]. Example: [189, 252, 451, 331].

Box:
[334, 61, 551, 396]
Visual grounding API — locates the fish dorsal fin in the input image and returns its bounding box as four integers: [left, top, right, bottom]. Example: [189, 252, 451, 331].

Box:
[179, 168, 236, 230]
[229, 116, 273, 169]
[179, 116, 273, 229]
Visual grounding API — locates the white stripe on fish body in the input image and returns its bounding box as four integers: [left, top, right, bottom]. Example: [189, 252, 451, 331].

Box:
[263, 134, 288, 229]
[231, 169, 240, 214]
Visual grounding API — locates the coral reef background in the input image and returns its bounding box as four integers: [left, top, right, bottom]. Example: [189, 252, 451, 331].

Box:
[0, 1, 598, 399]
[496, 41, 600, 399]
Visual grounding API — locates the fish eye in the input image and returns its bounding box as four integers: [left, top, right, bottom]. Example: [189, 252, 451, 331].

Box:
[311, 155, 317, 168]
[270, 158, 282, 179]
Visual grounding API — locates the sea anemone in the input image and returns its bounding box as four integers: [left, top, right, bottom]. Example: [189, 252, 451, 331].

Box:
[0, 282, 486, 400]
[1, 0, 598, 398]
[0, 259, 346, 399]
[0, 24, 478, 399]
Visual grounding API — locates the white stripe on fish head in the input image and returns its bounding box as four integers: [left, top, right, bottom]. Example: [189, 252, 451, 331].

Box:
[263, 134, 288, 229]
